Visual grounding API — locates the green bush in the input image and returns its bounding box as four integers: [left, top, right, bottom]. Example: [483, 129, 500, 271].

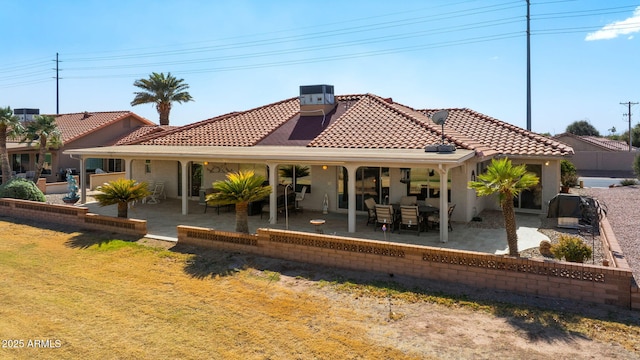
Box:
[633, 154, 640, 179]
[619, 178, 638, 186]
[0, 178, 46, 202]
[560, 160, 578, 187]
[550, 235, 592, 263]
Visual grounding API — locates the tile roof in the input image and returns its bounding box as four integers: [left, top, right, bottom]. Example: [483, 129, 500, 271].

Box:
[114, 125, 177, 145]
[133, 99, 299, 146]
[554, 132, 636, 151]
[132, 93, 572, 157]
[53, 111, 155, 143]
[424, 108, 574, 157]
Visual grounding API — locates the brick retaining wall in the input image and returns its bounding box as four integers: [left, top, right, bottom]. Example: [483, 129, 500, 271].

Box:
[178, 224, 636, 309]
[0, 198, 146, 237]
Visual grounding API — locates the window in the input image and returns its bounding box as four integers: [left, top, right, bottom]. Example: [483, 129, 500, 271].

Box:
[338, 167, 388, 211]
[35, 153, 53, 174]
[11, 154, 29, 172]
[408, 167, 450, 200]
[107, 159, 123, 172]
[278, 165, 310, 192]
[145, 160, 151, 173]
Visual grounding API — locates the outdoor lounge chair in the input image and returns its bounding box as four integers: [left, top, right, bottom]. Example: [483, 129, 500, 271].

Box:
[398, 205, 422, 235]
[374, 204, 395, 232]
[295, 186, 307, 212]
[146, 182, 165, 204]
[427, 204, 456, 231]
[364, 197, 377, 226]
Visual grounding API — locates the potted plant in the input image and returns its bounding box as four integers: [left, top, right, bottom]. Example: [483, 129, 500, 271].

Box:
[560, 159, 578, 193]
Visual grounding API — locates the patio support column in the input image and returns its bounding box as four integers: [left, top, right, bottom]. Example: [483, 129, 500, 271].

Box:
[180, 160, 189, 215]
[438, 164, 449, 243]
[124, 158, 133, 180]
[346, 165, 358, 233]
[78, 157, 86, 204]
[266, 162, 279, 225]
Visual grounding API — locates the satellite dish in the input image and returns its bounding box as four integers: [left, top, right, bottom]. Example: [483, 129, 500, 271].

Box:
[430, 110, 449, 125]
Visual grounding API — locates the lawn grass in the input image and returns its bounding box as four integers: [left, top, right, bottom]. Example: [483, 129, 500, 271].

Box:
[0, 220, 419, 360]
[1, 218, 639, 358]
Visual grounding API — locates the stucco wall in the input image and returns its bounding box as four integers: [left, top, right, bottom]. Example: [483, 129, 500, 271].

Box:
[569, 152, 637, 176]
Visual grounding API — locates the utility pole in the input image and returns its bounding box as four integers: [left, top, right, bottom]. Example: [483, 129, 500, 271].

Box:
[621, 101, 638, 151]
[526, 0, 531, 131]
[53, 53, 61, 114]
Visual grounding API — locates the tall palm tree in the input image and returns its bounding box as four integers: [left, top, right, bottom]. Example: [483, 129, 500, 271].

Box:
[21, 115, 63, 180]
[0, 106, 23, 184]
[206, 170, 272, 234]
[468, 158, 539, 256]
[94, 179, 150, 218]
[130, 72, 193, 126]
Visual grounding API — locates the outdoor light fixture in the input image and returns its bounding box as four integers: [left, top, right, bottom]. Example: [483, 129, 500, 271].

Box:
[322, 165, 328, 170]
[425, 110, 455, 153]
[203, 161, 209, 165]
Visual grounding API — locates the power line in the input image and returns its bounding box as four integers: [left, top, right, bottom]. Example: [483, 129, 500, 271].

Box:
[0, 2, 636, 88]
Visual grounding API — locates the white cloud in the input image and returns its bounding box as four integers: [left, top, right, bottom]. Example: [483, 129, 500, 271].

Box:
[585, 6, 640, 41]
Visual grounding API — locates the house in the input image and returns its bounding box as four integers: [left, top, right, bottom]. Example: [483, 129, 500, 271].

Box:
[65, 86, 573, 242]
[6, 111, 156, 182]
[553, 132, 637, 177]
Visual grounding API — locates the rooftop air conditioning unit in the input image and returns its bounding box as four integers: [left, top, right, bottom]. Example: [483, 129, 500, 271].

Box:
[13, 108, 39, 122]
[299, 85, 336, 117]
[299, 85, 334, 106]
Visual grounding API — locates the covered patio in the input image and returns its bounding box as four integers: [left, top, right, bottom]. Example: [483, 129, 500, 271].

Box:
[80, 197, 549, 255]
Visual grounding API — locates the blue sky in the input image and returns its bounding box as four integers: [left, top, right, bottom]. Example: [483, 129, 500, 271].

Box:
[1, 0, 639, 136]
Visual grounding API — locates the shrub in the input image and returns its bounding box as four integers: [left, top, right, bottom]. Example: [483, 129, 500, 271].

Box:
[550, 235, 592, 263]
[634, 154, 640, 179]
[0, 178, 46, 202]
[619, 178, 638, 186]
[560, 159, 578, 187]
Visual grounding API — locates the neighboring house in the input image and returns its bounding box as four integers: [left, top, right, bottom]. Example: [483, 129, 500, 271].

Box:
[553, 133, 638, 177]
[6, 111, 156, 182]
[65, 86, 573, 241]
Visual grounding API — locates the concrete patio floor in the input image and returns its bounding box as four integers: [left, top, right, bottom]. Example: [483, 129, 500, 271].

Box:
[81, 198, 549, 255]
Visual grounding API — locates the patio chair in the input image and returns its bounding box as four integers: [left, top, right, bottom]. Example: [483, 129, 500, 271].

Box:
[374, 204, 396, 232]
[400, 195, 417, 206]
[398, 205, 422, 235]
[295, 186, 307, 212]
[364, 197, 377, 226]
[146, 182, 165, 204]
[427, 204, 456, 231]
[25, 170, 36, 181]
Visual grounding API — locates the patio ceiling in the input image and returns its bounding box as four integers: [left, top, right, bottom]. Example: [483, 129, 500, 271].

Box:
[64, 145, 476, 167]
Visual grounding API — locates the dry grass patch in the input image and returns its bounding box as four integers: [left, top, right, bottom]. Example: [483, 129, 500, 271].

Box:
[1, 218, 639, 359]
[0, 219, 419, 359]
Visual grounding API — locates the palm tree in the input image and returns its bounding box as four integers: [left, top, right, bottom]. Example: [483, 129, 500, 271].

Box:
[468, 158, 539, 256]
[206, 170, 272, 234]
[0, 106, 23, 184]
[21, 115, 63, 180]
[131, 72, 193, 126]
[94, 179, 150, 218]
